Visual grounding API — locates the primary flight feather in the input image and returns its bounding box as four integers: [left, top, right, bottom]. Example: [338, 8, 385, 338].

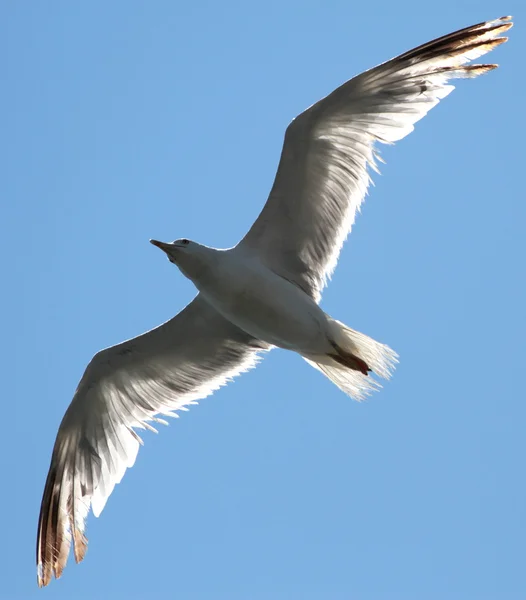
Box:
[37, 16, 512, 587]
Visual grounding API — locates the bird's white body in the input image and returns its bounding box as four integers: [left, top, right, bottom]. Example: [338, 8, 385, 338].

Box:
[169, 241, 396, 389]
[189, 246, 330, 353]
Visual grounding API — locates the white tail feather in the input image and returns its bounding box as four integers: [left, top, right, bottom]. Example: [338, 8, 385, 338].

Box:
[304, 319, 398, 401]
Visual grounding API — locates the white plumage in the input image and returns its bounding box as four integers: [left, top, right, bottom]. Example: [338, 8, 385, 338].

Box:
[37, 16, 512, 587]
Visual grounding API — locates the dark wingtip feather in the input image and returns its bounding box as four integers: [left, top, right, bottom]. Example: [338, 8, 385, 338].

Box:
[36, 466, 56, 587]
[73, 530, 88, 564]
[36, 443, 86, 587]
[395, 15, 512, 65]
[464, 64, 499, 76]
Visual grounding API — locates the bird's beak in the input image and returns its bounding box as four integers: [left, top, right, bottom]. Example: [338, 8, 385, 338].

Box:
[150, 239, 173, 253]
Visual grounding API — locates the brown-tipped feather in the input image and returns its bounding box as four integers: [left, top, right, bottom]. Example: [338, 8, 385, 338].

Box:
[70, 477, 89, 565]
[37, 466, 56, 587]
[395, 17, 512, 63]
[39, 468, 64, 586]
[442, 35, 510, 58]
[440, 64, 499, 78]
[54, 533, 71, 580]
[37, 444, 81, 587]
[73, 530, 88, 564]
[399, 30, 510, 69]
[364, 18, 512, 89]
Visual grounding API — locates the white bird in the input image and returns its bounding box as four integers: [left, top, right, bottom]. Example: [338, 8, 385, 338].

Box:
[37, 16, 512, 586]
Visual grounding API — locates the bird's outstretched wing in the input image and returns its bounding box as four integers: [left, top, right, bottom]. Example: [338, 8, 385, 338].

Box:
[37, 295, 268, 587]
[239, 16, 512, 300]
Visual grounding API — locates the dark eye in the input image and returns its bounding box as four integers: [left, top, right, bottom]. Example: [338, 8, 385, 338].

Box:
[180, 239, 189, 245]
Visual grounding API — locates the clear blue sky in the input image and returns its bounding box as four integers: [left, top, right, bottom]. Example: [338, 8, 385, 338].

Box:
[4, 1, 525, 599]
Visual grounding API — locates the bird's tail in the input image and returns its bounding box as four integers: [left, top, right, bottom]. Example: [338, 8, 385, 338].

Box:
[303, 318, 398, 401]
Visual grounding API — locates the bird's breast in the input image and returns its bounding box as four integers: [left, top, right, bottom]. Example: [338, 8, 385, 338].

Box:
[196, 257, 327, 352]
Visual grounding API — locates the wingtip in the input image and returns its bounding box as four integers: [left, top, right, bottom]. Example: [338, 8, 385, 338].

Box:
[53, 563, 65, 581]
[487, 15, 512, 27]
[489, 16, 513, 33]
[73, 531, 88, 564]
[465, 63, 499, 76]
[492, 22, 513, 35]
[36, 562, 51, 588]
[36, 531, 88, 587]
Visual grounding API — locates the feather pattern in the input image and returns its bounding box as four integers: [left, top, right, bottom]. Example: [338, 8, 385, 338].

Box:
[37, 295, 269, 587]
[239, 16, 512, 300]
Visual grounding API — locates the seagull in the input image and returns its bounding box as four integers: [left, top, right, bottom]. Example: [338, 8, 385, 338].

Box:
[37, 16, 512, 587]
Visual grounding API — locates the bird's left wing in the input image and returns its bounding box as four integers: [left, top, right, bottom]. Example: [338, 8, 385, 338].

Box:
[238, 16, 512, 300]
[37, 294, 269, 587]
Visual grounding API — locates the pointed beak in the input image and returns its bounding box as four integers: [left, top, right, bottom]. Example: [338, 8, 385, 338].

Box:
[150, 239, 173, 253]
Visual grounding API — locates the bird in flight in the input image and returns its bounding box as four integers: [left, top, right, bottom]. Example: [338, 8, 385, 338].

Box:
[37, 15, 512, 587]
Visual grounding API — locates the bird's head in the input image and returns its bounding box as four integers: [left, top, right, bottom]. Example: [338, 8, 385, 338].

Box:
[150, 238, 193, 263]
[150, 238, 215, 282]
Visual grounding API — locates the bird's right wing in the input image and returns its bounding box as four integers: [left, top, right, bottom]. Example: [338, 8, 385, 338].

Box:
[37, 294, 269, 587]
[238, 16, 512, 301]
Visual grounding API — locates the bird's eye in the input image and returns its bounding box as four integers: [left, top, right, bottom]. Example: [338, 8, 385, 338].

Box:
[180, 239, 189, 245]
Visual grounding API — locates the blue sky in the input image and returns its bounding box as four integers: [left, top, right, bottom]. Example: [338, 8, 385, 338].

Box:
[4, 1, 525, 599]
